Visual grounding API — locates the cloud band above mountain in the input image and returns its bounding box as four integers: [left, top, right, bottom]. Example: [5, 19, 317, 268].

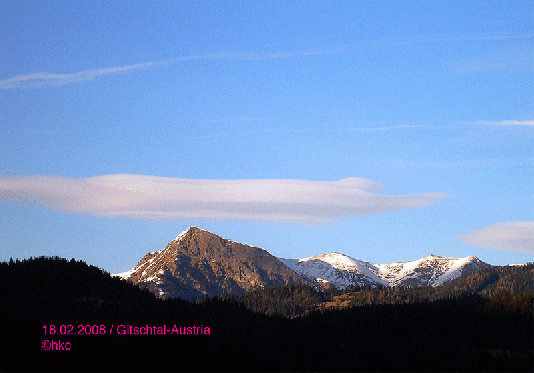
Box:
[0, 174, 448, 224]
[458, 222, 534, 254]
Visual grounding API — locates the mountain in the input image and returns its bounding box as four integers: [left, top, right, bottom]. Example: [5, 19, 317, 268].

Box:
[279, 252, 491, 289]
[116, 226, 306, 300]
[375, 253, 491, 287]
[116, 226, 491, 299]
[279, 253, 387, 288]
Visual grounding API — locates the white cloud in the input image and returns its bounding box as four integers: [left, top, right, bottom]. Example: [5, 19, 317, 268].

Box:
[458, 222, 534, 255]
[0, 47, 341, 89]
[373, 32, 532, 47]
[0, 62, 166, 89]
[0, 174, 448, 224]
[380, 156, 534, 169]
[3, 31, 529, 89]
[465, 120, 534, 126]
[449, 44, 534, 73]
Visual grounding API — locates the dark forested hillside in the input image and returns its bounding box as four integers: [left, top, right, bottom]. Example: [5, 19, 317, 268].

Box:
[452, 262, 534, 295]
[222, 263, 534, 315]
[1, 257, 532, 372]
[219, 283, 336, 316]
[1, 256, 277, 372]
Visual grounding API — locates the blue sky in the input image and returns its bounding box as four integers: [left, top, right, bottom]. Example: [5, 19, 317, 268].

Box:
[1, 1, 533, 273]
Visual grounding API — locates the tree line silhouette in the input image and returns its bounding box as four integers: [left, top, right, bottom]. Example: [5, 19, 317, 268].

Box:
[221, 262, 533, 316]
[2, 256, 532, 372]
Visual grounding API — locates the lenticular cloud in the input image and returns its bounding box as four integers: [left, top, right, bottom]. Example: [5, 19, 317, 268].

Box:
[458, 222, 534, 254]
[0, 174, 448, 224]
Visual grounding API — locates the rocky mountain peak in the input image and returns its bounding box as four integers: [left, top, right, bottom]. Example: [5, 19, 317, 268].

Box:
[173, 226, 211, 241]
[118, 227, 306, 300]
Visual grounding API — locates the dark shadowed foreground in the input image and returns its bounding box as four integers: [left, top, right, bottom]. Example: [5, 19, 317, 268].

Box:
[2, 257, 532, 372]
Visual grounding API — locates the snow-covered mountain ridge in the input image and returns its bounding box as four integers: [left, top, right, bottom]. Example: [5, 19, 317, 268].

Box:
[115, 227, 491, 299]
[278, 252, 490, 289]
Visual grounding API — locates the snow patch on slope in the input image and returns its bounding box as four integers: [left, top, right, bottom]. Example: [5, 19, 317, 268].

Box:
[113, 268, 135, 279]
[432, 255, 478, 285]
[279, 253, 388, 289]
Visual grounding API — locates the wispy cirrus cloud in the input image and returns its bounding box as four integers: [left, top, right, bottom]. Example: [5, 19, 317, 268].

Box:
[371, 32, 533, 47]
[468, 120, 534, 126]
[0, 174, 448, 224]
[380, 156, 534, 169]
[0, 61, 168, 89]
[448, 43, 534, 73]
[458, 222, 534, 255]
[0, 47, 342, 89]
[3, 32, 528, 89]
